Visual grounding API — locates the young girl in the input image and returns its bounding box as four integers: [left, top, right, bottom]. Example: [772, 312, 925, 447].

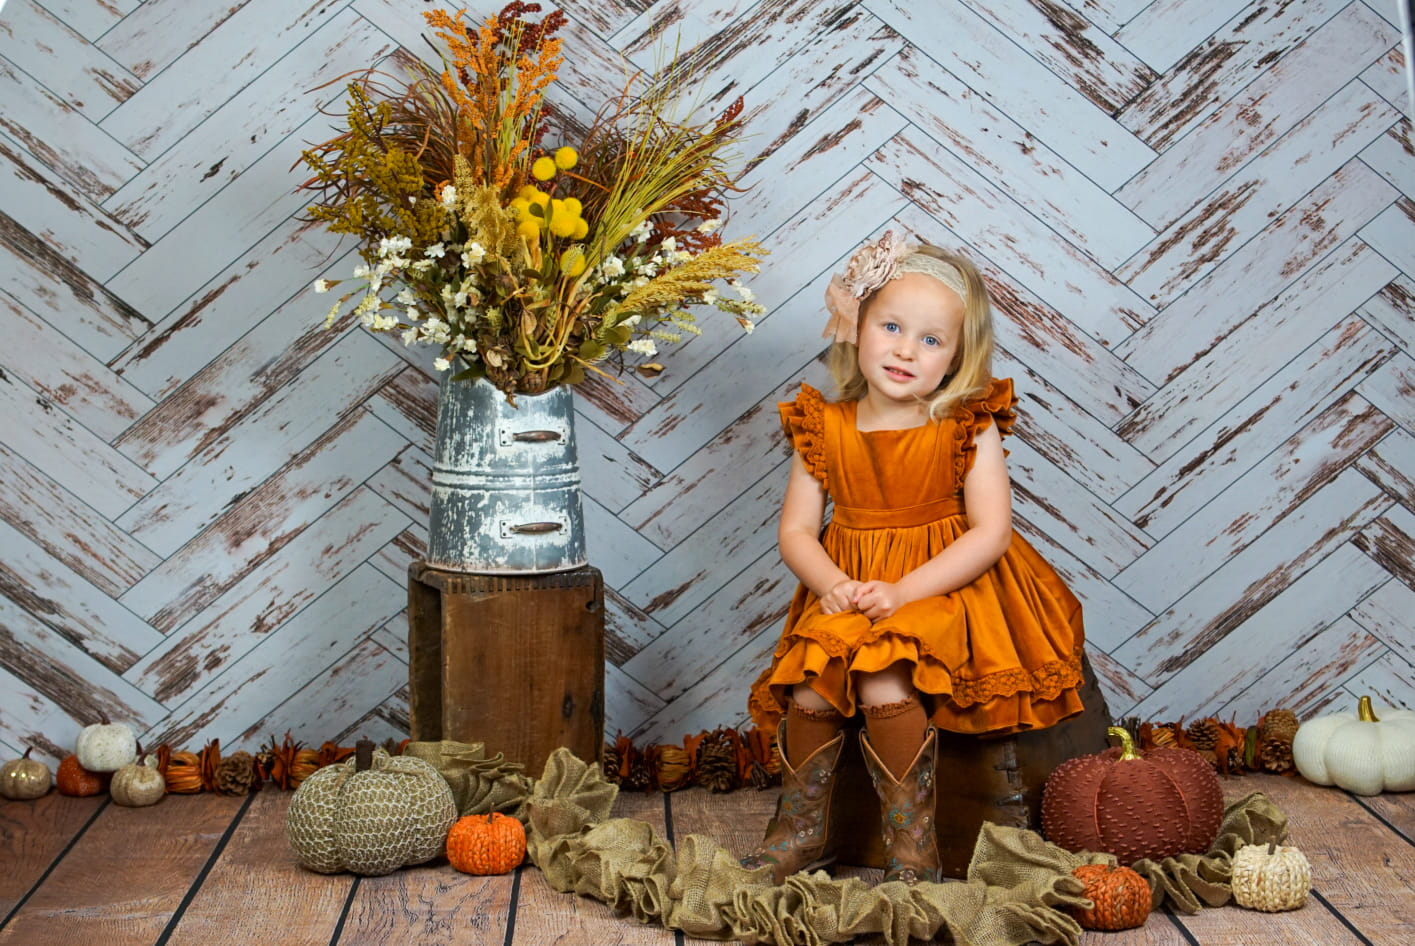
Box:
[742, 233, 1086, 886]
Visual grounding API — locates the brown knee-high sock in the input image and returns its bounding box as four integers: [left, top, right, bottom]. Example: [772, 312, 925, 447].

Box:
[785, 702, 846, 767]
[862, 695, 929, 778]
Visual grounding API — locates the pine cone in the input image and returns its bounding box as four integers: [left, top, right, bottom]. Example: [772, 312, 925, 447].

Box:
[746, 760, 774, 790]
[215, 750, 256, 795]
[696, 730, 737, 792]
[1186, 718, 1221, 750]
[1259, 734, 1294, 773]
[1260, 708, 1299, 742]
[602, 742, 623, 785]
[624, 752, 655, 793]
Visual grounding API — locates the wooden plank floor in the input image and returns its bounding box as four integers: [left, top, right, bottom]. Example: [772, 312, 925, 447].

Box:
[2, 775, 1411, 946]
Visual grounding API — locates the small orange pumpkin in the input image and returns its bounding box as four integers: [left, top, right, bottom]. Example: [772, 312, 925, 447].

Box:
[1070, 863, 1152, 930]
[446, 813, 526, 875]
[55, 754, 110, 797]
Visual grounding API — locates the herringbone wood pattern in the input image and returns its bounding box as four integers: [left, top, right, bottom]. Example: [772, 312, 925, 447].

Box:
[1, 0, 1411, 766]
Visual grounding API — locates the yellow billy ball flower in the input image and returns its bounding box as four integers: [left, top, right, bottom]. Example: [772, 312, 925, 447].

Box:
[562, 197, 582, 216]
[559, 246, 587, 277]
[554, 147, 578, 170]
[509, 197, 531, 219]
[572, 218, 589, 240]
[548, 200, 579, 238]
[517, 218, 542, 240]
[532, 156, 557, 180]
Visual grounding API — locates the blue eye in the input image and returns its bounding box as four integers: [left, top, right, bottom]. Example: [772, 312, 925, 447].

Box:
[883, 321, 900, 333]
[923, 336, 940, 347]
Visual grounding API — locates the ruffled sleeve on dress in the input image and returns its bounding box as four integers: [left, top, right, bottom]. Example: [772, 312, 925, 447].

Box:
[954, 377, 1018, 482]
[779, 383, 828, 489]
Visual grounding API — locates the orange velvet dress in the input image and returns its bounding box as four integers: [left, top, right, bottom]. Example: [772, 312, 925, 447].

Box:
[747, 379, 1086, 736]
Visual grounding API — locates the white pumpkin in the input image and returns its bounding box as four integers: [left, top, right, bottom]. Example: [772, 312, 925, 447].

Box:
[1292, 696, 1415, 795]
[74, 717, 138, 773]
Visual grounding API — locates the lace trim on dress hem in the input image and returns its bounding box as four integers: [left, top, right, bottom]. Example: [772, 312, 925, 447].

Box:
[772, 627, 1084, 710]
[948, 649, 1084, 708]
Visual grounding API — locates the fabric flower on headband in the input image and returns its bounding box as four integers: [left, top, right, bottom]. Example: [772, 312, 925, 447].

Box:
[822, 231, 915, 345]
[822, 231, 969, 345]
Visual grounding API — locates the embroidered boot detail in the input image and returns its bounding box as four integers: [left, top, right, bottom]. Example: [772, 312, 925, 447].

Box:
[860, 726, 942, 885]
[739, 723, 845, 885]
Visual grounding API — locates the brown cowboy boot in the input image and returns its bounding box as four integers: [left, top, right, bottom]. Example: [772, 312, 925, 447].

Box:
[860, 726, 942, 885]
[739, 724, 845, 884]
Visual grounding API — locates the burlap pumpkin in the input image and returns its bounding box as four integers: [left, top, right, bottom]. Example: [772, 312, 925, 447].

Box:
[286, 741, 456, 875]
[1042, 726, 1223, 864]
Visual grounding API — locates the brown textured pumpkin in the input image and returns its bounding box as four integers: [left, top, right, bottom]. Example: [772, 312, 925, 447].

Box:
[1070, 863, 1153, 930]
[1042, 726, 1223, 864]
[55, 754, 110, 797]
[446, 813, 526, 875]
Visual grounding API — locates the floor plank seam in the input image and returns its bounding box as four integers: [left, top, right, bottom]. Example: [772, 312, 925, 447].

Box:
[1160, 906, 1202, 946]
[1346, 792, 1415, 850]
[153, 791, 257, 946]
[664, 792, 686, 946]
[502, 865, 523, 946]
[0, 798, 110, 932]
[328, 875, 361, 946]
[1309, 888, 1377, 946]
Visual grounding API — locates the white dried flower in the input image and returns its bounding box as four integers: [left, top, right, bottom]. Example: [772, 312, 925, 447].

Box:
[313, 278, 332, 293]
[433, 356, 451, 371]
[378, 235, 412, 258]
[626, 338, 657, 356]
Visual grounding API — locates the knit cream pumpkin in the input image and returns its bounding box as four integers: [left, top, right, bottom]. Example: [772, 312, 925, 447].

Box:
[1292, 696, 1415, 795]
[286, 740, 456, 876]
[1230, 841, 1311, 912]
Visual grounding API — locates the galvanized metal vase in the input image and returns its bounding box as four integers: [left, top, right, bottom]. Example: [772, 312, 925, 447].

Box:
[426, 373, 586, 573]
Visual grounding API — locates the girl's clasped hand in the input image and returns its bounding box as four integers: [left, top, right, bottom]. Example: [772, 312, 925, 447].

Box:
[821, 579, 906, 620]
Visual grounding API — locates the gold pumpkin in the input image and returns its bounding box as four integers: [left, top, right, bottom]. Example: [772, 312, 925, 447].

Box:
[110, 753, 167, 807]
[0, 748, 52, 800]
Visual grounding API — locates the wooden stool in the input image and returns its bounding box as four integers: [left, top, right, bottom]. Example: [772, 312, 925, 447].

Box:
[407, 562, 605, 772]
[828, 653, 1113, 878]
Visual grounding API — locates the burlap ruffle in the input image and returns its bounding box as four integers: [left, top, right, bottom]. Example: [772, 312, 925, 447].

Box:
[426, 743, 1087, 946]
[401, 740, 536, 817]
[415, 743, 1287, 944]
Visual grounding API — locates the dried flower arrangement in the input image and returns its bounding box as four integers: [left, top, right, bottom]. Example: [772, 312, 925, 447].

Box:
[300, 3, 766, 397]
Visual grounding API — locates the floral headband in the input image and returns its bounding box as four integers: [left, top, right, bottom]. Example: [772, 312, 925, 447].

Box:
[821, 231, 968, 345]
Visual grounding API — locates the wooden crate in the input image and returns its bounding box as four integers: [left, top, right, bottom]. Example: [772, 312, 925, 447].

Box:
[829, 653, 1114, 878]
[407, 562, 605, 774]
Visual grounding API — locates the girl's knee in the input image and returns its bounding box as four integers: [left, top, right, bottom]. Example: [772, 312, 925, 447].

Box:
[791, 683, 835, 712]
[856, 663, 916, 707]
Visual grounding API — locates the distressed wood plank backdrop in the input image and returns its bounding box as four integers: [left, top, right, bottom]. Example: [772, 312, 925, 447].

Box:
[0, 0, 1412, 767]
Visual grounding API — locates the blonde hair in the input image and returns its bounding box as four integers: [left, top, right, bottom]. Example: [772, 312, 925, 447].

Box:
[827, 245, 994, 420]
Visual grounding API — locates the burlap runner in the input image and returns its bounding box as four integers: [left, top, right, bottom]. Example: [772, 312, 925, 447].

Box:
[406, 742, 1288, 943]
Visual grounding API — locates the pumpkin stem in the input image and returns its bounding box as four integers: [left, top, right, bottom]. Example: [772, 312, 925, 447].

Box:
[1267, 840, 1277, 855]
[22, 747, 34, 760]
[355, 738, 374, 772]
[1358, 695, 1379, 723]
[1107, 726, 1141, 760]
